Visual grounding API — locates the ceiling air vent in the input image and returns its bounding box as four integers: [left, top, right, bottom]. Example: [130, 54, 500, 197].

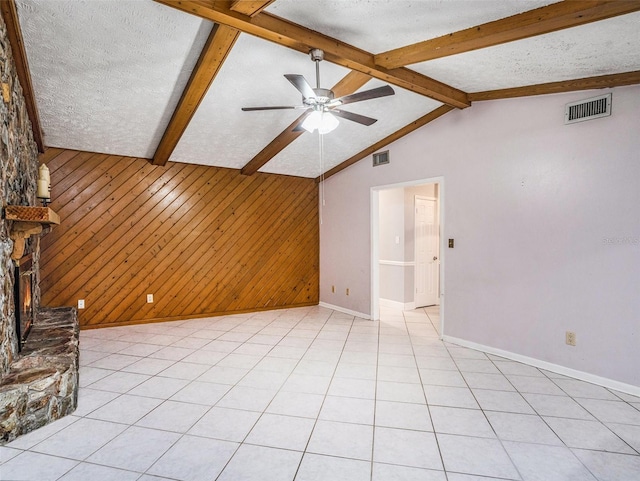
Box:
[565, 93, 611, 125]
[373, 150, 389, 167]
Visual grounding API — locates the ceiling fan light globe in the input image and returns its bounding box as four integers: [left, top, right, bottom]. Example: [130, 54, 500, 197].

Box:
[302, 110, 322, 133]
[318, 112, 339, 135]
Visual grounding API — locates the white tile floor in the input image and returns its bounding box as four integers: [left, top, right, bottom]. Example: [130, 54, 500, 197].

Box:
[2, 305, 640, 481]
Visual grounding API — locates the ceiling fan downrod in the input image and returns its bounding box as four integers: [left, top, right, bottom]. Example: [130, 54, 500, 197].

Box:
[307, 49, 334, 110]
[309, 48, 324, 89]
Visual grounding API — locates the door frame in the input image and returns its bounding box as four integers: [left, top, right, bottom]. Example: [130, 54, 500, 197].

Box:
[370, 176, 445, 338]
[414, 195, 439, 309]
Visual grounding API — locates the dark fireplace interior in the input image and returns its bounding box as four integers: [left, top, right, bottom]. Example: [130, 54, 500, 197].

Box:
[14, 253, 34, 351]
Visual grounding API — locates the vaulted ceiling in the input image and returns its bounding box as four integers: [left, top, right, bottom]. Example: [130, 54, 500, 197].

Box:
[10, 0, 640, 180]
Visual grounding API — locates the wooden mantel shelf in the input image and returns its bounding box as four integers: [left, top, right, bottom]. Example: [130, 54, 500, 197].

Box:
[4, 205, 60, 224]
[3, 205, 60, 260]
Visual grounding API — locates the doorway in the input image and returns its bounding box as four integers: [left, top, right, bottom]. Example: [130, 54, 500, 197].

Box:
[371, 177, 444, 336]
[414, 195, 439, 308]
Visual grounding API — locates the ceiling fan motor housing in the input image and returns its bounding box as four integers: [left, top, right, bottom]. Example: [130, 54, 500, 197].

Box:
[307, 88, 335, 108]
[241, 46, 392, 127]
[309, 48, 325, 62]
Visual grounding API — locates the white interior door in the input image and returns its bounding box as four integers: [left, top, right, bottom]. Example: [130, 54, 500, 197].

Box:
[415, 196, 439, 307]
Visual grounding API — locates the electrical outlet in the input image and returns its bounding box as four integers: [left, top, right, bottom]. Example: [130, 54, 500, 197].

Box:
[77, 299, 85, 309]
[331, 285, 335, 293]
[566, 331, 576, 346]
[146, 294, 154, 303]
[346, 288, 350, 296]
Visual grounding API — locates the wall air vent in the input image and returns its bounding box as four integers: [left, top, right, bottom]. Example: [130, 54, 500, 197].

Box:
[373, 150, 389, 167]
[565, 93, 611, 125]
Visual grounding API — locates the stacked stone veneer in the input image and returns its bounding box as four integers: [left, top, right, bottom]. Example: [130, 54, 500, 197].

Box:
[1, 6, 39, 378]
[0, 307, 78, 443]
[0, 13, 79, 443]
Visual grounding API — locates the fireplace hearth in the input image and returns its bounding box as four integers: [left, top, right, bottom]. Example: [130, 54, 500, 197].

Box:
[0, 307, 79, 444]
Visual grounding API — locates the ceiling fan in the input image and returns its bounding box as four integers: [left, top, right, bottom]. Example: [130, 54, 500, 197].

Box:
[242, 48, 395, 134]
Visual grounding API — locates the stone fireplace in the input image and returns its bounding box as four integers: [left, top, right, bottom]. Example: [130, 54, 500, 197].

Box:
[0, 13, 79, 444]
[0, 306, 79, 443]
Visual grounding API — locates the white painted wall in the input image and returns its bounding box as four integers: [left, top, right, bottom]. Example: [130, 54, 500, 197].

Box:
[379, 188, 405, 302]
[379, 188, 405, 262]
[320, 85, 640, 387]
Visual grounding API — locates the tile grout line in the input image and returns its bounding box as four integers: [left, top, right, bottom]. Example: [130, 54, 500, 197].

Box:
[467, 341, 602, 480]
[290, 310, 362, 480]
[194, 308, 341, 480]
[404, 307, 451, 481]
[192, 309, 330, 481]
[369, 312, 381, 481]
[483, 346, 640, 461]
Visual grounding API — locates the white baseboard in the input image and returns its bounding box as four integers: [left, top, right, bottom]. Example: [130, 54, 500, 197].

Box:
[443, 335, 640, 398]
[379, 298, 416, 311]
[319, 302, 371, 320]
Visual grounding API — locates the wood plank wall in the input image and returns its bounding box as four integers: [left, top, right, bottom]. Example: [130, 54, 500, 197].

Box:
[38, 148, 319, 328]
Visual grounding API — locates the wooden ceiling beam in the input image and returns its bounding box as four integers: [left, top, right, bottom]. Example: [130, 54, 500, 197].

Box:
[316, 105, 454, 183]
[153, 0, 275, 166]
[375, 1, 640, 69]
[230, 0, 276, 17]
[152, 23, 240, 166]
[469, 70, 640, 101]
[241, 71, 371, 176]
[240, 114, 308, 176]
[1, 0, 45, 152]
[154, 0, 470, 108]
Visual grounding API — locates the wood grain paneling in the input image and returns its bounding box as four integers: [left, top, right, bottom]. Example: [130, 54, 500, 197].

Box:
[39, 149, 319, 328]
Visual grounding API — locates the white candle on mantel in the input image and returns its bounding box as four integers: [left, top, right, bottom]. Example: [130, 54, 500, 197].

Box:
[37, 179, 50, 199]
[39, 163, 50, 183]
[37, 163, 51, 199]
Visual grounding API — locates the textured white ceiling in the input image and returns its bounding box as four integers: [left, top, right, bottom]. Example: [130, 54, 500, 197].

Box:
[170, 34, 351, 168]
[412, 11, 640, 92]
[265, 0, 556, 54]
[15, 0, 640, 178]
[172, 35, 439, 174]
[17, 0, 212, 158]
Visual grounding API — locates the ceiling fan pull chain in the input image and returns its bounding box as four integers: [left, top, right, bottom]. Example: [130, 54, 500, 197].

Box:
[321, 131, 325, 207]
[318, 131, 324, 224]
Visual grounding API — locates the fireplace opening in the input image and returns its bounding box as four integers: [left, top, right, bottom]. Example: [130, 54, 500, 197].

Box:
[14, 253, 34, 351]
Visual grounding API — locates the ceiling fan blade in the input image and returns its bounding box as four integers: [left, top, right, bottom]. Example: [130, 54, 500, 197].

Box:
[242, 106, 301, 111]
[331, 109, 378, 126]
[332, 85, 395, 106]
[284, 74, 316, 100]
